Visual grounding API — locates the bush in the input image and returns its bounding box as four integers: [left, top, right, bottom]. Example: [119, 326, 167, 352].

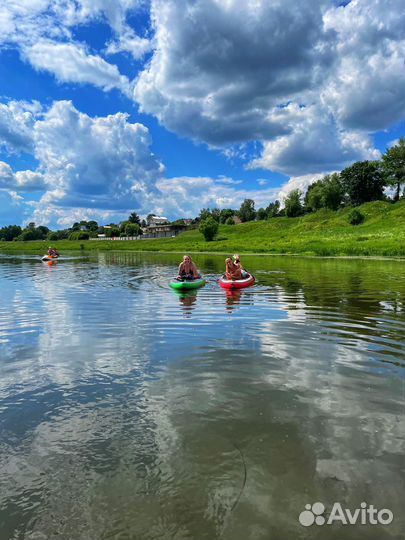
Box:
[69, 231, 90, 240]
[225, 217, 235, 225]
[47, 232, 59, 241]
[348, 209, 365, 225]
[199, 217, 219, 241]
[17, 229, 36, 241]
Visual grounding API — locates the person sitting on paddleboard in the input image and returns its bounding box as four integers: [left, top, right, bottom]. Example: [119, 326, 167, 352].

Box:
[47, 246, 60, 258]
[233, 254, 248, 278]
[177, 255, 199, 280]
[225, 257, 242, 280]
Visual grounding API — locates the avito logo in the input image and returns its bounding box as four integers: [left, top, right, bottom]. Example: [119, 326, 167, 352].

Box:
[299, 502, 394, 527]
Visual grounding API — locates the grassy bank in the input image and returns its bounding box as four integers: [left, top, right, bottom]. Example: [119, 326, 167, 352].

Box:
[1, 200, 404, 257]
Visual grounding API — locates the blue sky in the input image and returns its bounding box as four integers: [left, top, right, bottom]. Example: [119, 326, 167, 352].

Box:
[0, 0, 403, 228]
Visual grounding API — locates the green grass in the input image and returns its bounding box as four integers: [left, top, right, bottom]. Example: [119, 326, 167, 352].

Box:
[1, 200, 404, 257]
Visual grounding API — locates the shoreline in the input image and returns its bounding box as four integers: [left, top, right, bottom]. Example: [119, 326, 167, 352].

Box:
[1, 247, 404, 262]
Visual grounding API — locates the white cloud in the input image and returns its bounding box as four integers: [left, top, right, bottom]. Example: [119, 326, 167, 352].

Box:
[248, 103, 381, 176]
[135, 0, 333, 146]
[0, 0, 147, 92]
[134, 0, 403, 174]
[23, 40, 132, 95]
[0, 161, 46, 191]
[320, 0, 404, 132]
[0, 100, 41, 153]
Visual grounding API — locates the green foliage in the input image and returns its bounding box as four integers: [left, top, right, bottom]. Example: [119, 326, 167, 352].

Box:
[341, 161, 384, 206]
[2, 201, 404, 257]
[225, 217, 235, 225]
[125, 223, 141, 236]
[266, 200, 280, 218]
[211, 208, 221, 223]
[348, 208, 365, 225]
[284, 189, 303, 217]
[128, 212, 141, 225]
[69, 231, 90, 240]
[256, 208, 267, 220]
[47, 232, 59, 241]
[238, 199, 256, 222]
[199, 217, 219, 241]
[17, 229, 37, 241]
[381, 138, 405, 201]
[0, 225, 22, 241]
[305, 174, 343, 212]
[219, 208, 235, 223]
[105, 227, 120, 238]
[198, 208, 212, 222]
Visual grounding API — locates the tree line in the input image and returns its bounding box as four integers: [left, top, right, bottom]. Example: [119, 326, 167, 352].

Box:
[1, 139, 403, 242]
[197, 139, 405, 240]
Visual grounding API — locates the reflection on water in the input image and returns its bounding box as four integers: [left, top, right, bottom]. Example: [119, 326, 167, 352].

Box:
[0, 252, 404, 540]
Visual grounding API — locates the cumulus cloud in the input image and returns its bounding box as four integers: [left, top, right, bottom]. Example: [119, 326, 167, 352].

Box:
[135, 0, 334, 146]
[133, 0, 404, 173]
[23, 40, 132, 95]
[0, 161, 46, 191]
[2, 0, 403, 179]
[248, 103, 381, 176]
[0, 0, 147, 92]
[30, 100, 164, 208]
[321, 0, 405, 131]
[0, 100, 41, 153]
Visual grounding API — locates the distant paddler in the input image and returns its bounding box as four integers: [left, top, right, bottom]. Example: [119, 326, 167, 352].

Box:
[47, 246, 60, 258]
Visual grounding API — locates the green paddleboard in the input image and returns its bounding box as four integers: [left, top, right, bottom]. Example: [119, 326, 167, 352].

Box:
[169, 277, 206, 290]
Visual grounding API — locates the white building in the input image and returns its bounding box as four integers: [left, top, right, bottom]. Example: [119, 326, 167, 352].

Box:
[149, 216, 169, 226]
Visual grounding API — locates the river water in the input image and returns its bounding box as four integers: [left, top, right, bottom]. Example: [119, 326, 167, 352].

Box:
[0, 252, 404, 540]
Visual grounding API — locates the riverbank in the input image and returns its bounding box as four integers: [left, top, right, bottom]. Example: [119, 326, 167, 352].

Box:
[1, 200, 404, 257]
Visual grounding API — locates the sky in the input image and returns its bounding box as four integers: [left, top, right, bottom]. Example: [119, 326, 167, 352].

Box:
[0, 0, 404, 228]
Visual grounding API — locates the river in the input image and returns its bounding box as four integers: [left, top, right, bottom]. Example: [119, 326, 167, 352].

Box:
[0, 252, 404, 540]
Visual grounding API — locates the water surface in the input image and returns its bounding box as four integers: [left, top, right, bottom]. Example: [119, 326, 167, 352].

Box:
[0, 253, 404, 540]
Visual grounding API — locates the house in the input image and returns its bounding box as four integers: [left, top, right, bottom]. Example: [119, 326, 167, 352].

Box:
[149, 216, 169, 226]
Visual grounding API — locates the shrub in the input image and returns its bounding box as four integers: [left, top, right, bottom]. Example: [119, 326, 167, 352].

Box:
[348, 209, 365, 225]
[199, 217, 219, 241]
[225, 217, 235, 225]
[69, 231, 90, 240]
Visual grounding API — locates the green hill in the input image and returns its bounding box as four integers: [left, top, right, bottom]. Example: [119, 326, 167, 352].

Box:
[1, 200, 404, 257]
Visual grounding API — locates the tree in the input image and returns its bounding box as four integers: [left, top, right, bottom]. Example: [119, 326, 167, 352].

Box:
[256, 207, 267, 220]
[87, 220, 99, 231]
[266, 200, 280, 218]
[304, 182, 323, 212]
[0, 225, 22, 241]
[225, 217, 235, 225]
[340, 161, 384, 206]
[199, 217, 219, 241]
[198, 208, 212, 222]
[238, 199, 256, 222]
[305, 174, 343, 213]
[17, 229, 36, 241]
[382, 138, 405, 201]
[128, 212, 141, 225]
[105, 227, 120, 238]
[125, 223, 141, 236]
[211, 208, 221, 223]
[322, 173, 343, 210]
[284, 190, 303, 217]
[219, 208, 235, 224]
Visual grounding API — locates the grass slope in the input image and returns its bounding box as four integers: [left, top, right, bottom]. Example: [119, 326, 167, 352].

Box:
[1, 200, 404, 257]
